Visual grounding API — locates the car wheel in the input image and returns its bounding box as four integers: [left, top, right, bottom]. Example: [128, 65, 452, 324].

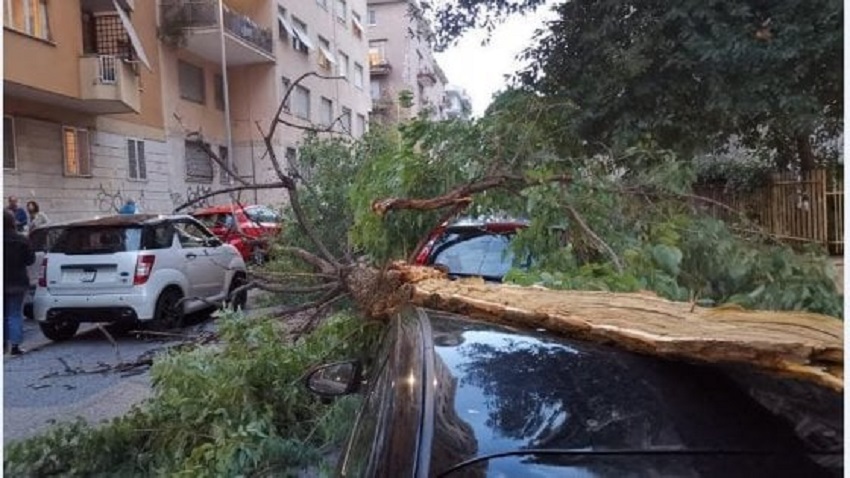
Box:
[150, 288, 184, 331]
[228, 274, 248, 311]
[39, 317, 80, 342]
[251, 246, 265, 266]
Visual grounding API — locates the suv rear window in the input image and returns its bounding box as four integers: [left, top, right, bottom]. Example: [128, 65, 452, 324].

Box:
[52, 226, 143, 255]
[429, 231, 518, 279]
[245, 206, 279, 224]
[30, 227, 66, 252]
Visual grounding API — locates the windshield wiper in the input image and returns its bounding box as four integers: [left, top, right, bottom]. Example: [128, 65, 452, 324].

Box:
[436, 448, 842, 477]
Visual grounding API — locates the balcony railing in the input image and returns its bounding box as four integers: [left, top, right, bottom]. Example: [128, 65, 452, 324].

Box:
[161, 0, 273, 55]
[369, 58, 392, 76]
[79, 54, 141, 113]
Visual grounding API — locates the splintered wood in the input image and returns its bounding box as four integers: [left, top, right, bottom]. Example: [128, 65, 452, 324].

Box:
[406, 275, 843, 391]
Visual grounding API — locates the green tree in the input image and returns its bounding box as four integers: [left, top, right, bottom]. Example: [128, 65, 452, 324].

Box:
[429, 0, 843, 171]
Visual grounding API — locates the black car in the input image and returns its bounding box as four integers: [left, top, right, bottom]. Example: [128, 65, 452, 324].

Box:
[305, 307, 841, 477]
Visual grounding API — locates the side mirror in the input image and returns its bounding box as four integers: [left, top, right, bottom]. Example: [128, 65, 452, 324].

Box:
[303, 360, 363, 397]
[205, 237, 223, 248]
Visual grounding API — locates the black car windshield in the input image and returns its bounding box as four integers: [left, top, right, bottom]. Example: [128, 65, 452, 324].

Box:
[52, 226, 143, 254]
[430, 232, 517, 279]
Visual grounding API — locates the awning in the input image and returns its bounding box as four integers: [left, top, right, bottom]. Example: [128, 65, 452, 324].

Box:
[318, 44, 337, 65]
[290, 21, 314, 50]
[277, 13, 295, 39]
[113, 0, 152, 71]
[351, 15, 364, 33]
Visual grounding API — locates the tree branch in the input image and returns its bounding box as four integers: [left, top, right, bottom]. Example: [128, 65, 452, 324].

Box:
[171, 182, 291, 213]
[564, 203, 624, 273]
[372, 173, 572, 217]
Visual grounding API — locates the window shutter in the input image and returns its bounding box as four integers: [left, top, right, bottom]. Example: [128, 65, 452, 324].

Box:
[137, 140, 146, 179]
[78, 129, 91, 175]
[128, 139, 138, 179]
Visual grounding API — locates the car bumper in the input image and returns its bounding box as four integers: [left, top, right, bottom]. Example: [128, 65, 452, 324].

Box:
[34, 289, 157, 323]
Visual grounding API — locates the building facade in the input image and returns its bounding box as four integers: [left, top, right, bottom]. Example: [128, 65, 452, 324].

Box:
[3, 0, 371, 221]
[443, 85, 472, 120]
[366, 0, 448, 124]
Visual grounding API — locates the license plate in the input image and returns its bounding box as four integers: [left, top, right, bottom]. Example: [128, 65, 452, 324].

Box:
[81, 270, 96, 282]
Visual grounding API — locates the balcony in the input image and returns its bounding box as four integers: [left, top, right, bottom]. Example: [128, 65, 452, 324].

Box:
[369, 58, 392, 77]
[160, 0, 275, 65]
[78, 55, 141, 114]
[372, 97, 394, 111]
[417, 67, 437, 87]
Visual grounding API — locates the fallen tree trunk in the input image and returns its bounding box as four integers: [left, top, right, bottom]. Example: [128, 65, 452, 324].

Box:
[375, 266, 843, 392]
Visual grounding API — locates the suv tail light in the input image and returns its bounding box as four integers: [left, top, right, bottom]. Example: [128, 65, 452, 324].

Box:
[134, 254, 156, 285]
[38, 257, 47, 287]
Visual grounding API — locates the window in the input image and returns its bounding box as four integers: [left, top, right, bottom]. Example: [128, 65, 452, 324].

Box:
[277, 6, 291, 40]
[356, 113, 366, 137]
[317, 36, 336, 70]
[338, 50, 349, 80]
[178, 60, 206, 104]
[368, 40, 386, 67]
[219, 146, 231, 185]
[341, 107, 352, 134]
[293, 85, 311, 120]
[174, 220, 214, 248]
[63, 127, 91, 176]
[353, 62, 364, 89]
[351, 12, 363, 38]
[316, 0, 327, 10]
[4, 116, 16, 170]
[320, 97, 333, 127]
[370, 80, 382, 99]
[214, 74, 225, 111]
[185, 140, 213, 183]
[285, 147, 297, 164]
[335, 0, 347, 23]
[290, 17, 312, 53]
[5, 0, 51, 40]
[281, 76, 291, 111]
[127, 139, 146, 180]
[367, 8, 376, 25]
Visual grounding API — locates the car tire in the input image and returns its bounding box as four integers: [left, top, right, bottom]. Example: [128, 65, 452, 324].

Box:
[39, 317, 80, 342]
[251, 246, 265, 266]
[150, 287, 184, 331]
[228, 274, 248, 311]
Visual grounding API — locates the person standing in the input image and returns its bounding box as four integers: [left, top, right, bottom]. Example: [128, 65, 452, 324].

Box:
[7, 196, 28, 232]
[4, 211, 35, 355]
[26, 200, 49, 230]
[118, 198, 137, 214]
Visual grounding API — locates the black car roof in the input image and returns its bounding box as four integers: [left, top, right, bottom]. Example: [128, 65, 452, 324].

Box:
[419, 308, 836, 476]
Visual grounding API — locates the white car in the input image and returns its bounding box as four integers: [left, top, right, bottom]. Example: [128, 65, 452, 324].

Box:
[33, 214, 248, 341]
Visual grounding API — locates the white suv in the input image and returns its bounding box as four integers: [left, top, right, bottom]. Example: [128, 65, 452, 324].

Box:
[33, 214, 248, 341]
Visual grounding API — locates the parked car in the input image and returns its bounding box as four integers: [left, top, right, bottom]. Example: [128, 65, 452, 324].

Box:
[33, 214, 248, 341]
[191, 204, 282, 265]
[412, 216, 530, 281]
[23, 222, 71, 319]
[305, 306, 840, 477]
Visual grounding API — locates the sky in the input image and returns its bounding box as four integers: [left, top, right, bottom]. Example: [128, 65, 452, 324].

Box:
[434, 5, 559, 118]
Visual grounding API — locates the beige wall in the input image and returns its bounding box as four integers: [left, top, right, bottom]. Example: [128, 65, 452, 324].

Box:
[367, 0, 447, 121]
[4, 0, 84, 99]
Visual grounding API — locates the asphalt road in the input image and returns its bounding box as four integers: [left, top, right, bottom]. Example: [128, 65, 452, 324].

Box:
[3, 293, 272, 445]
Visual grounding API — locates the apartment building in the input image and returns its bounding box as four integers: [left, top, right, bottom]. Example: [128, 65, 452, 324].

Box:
[366, 0, 448, 124]
[444, 85, 472, 120]
[3, 0, 371, 220]
[4, 0, 171, 221]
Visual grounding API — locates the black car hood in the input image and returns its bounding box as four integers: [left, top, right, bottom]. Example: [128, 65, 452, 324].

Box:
[425, 310, 837, 477]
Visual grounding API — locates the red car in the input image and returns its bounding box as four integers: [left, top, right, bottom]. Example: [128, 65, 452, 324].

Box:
[412, 216, 530, 281]
[192, 204, 282, 265]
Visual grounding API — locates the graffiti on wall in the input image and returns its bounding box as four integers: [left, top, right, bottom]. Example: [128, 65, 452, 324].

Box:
[170, 184, 216, 211]
[94, 183, 146, 213]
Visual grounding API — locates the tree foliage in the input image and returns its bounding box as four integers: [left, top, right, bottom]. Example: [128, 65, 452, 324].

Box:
[4, 311, 383, 476]
[429, 0, 842, 170]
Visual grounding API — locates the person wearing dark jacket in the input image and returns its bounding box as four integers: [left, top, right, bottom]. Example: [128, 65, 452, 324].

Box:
[4, 210, 35, 355]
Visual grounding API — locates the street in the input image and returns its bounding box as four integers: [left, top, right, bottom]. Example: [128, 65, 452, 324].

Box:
[3, 300, 264, 445]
